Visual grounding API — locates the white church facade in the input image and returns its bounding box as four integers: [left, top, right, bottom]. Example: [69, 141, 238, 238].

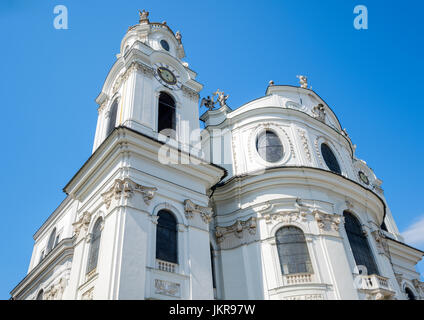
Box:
[11, 11, 424, 300]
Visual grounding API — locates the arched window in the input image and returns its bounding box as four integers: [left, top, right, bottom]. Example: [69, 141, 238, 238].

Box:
[86, 218, 103, 274]
[47, 228, 57, 252]
[156, 210, 177, 263]
[157, 92, 176, 138]
[405, 287, 416, 300]
[36, 289, 44, 300]
[256, 130, 283, 163]
[276, 226, 313, 275]
[321, 143, 341, 174]
[106, 99, 119, 136]
[343, 211, 379, 275]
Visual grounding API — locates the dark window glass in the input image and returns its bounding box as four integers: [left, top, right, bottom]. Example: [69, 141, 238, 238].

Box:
[158, 92, 176, 138]
[160, 40, 170, 51]
[106, 100, 119, 136]
[343, 211, 379, 275]
[381, 221, 388, 232]
[210, 245, 216, 289]
[47, 228, 56, 252]
[256, 130, 283, 163]
[36, 290, 43, 300]
[156, 210, 178, 263]
[321, 143, 341, 174]
[86, 219, 103, 274]
[405, 287, 416, 300]
[276, 226, 313, 275]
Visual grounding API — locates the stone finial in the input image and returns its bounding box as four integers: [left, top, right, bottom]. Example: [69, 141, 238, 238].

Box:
[139, 10, 149, 23]
[162, 21, 167, 25]
[296, 75, 308, 89]
[269, 80, 274, 86]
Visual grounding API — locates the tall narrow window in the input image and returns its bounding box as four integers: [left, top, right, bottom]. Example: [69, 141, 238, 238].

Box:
[47, 228, 57, 253]
[210, 244, 216, 290]
[343, 211, 379, 275]
[86, 218, 103, 274]
[321, 143, 341, 174]
[158, 92, 176, 138]
[156, 210, 177, 263]
[36, 290, 44, 300]
[276, 226, 313, 275]
[106, 99, 119, 136]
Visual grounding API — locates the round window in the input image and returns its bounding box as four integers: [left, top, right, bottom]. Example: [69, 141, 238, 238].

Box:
[321, 143, 341, 174]
[256, 130, 283, 163]
[160, 40, 170, 51]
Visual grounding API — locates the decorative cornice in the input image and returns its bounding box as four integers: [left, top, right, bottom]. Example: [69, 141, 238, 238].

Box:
[181, 85, 199, 101]
[184, 199, 213, 224]
[215, 216, 257, 243]
[101, 178, 157, 209]
[112, 61, 154, 94]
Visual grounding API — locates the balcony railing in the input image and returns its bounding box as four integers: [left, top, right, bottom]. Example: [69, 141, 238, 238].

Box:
[283, 273, 313, 285]
[360, 274, 390, 291]
[156, 259, 177, 273]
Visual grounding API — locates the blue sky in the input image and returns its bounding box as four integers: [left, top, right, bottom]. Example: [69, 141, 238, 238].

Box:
[1, 0, 423, 299]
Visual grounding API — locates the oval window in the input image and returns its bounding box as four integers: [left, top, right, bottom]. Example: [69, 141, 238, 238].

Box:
[160, 40, 170, 51]
[256, 130, 283, 163]
[321, 143, 341, 174]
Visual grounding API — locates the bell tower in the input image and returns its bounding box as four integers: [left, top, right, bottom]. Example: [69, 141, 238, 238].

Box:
[92, 10, 203, 154]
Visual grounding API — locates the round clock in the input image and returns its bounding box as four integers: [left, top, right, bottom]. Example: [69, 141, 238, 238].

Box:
[358, 171, 369, 185]
[157, 67, 177, 85]
[154, 63, 181, 90]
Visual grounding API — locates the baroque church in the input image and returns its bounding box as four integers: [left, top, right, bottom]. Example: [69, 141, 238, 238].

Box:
[11, 11, 424, 300]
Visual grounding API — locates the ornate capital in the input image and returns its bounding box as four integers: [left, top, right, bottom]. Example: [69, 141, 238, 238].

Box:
[101, 178, 157, 209]
[184, 199, 213, 224]
[371, 230, 390, 257]
[215, 216, 257, 243]
[72, 211, 92, 238]
[313, 210, 342, 232]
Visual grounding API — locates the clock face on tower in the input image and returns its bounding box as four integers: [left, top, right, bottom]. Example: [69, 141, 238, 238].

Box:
[154, 63, 181, 90]
[158, 67, 177, 85]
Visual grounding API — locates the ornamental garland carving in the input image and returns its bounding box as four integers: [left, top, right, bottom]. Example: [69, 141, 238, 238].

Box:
[215, 216, 257, 243]
[184, 199, 213, 224]
[43, 277, 67, 300]
[155, 279, 181, 297]
[101, 178, 157, 209]
[72, 211, 92, 238]
[297, 129, 312, 163]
